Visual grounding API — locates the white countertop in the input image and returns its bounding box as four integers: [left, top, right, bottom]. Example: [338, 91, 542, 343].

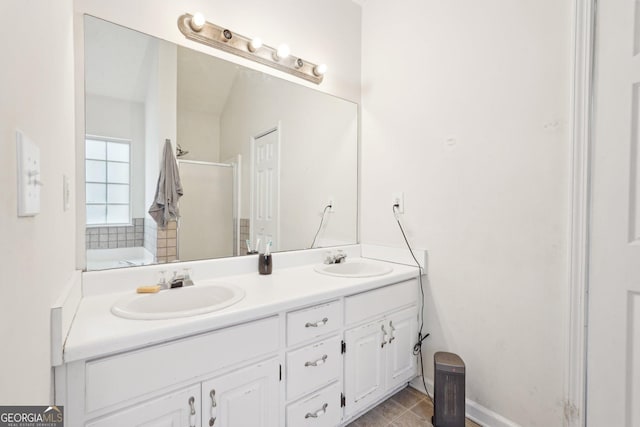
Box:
[63, 258, 419, 363]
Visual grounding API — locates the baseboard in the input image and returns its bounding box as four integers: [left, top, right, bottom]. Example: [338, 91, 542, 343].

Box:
[409, 377, 521, 427]
[51, 271, 82, 366]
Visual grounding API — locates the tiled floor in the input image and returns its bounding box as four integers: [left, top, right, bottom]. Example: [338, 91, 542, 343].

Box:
[345, 386, 482, 427]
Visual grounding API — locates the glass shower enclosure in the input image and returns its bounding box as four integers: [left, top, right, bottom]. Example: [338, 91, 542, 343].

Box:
[177, 159, 239, 261]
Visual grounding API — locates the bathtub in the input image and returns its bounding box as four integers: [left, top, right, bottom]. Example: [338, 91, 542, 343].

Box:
[86, 247, 155, 270]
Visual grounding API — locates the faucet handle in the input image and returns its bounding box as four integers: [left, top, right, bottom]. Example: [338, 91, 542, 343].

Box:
[324, 251, 334, 264]
[157, 270, 167, 285]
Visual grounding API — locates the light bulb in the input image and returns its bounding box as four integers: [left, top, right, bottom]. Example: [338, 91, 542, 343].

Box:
[274, 44, 290, 61]
[313, 63, 328, 76]
[248, 37, 263, 53]
[190, 12, 206, 32]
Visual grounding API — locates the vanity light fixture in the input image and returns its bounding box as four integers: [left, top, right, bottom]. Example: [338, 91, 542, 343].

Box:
[177, 13, 325, 84]
[248, 37, 263, 53]
[274, 44, 290, 61]
[189, 12, 206, 32]
[313, 63, 328, 77]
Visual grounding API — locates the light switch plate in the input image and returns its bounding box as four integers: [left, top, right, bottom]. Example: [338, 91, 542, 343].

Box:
[16, 130, 41, 216]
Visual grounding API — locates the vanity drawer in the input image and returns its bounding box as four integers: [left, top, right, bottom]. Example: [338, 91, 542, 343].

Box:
[344, 280, 418, 326]
[85, 316, 279, 414]
[286, 335, 341, 400]
[287, 300, 342, 346]
[286, 382, 341, 427]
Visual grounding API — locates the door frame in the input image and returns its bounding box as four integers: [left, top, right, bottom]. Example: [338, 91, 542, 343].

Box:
[249, 123, 282, 252]
[567, 0, 596, 425]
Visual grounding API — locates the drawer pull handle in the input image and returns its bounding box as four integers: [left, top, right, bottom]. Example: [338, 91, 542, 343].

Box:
[305, 354, 328, 367]
[209, 389, 217, 426]
[305, 317, 328, 328]
[389, 320, 396, 343]
[188, 396, 196, 427]
[381, 324, 388, 348]
[305, 403, 328, 419]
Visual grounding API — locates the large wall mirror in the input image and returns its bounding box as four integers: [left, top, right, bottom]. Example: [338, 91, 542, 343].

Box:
[83, 16, 358, 271]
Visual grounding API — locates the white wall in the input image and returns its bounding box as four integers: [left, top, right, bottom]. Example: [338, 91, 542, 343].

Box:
[176, 110, 221, 163]
[219, 72, 358, 251]
[176, 46, 224, 163]
[74, 0, 361, 104]
[0, 0, 76, 403]
[360, 1, 571, 425]
[144, 40, 177, 214]
[85, 94, 146, 217]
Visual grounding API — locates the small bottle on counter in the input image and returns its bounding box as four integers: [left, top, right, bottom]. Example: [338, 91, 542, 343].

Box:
[258, 241, 273, 275]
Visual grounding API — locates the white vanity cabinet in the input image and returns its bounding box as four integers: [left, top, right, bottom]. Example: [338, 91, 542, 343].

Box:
[59, 271, 422, 427]
[342, 280, 419, 418]
[84, 358, 280, 427]
[284, 300, 344, 426]
[85, 385, 201, 427]
[61, 317, 281, 427]
[200, 358, 280, 427]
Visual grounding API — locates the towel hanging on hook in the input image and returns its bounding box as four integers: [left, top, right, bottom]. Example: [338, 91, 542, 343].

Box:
[148, 139, 183, 227]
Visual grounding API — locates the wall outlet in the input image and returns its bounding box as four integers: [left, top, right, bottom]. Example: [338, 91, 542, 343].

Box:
[392, 192, 404, 214]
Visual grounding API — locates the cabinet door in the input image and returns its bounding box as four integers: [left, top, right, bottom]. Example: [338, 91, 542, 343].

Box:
[343, 319, 385, 417]
[201, 358, 279, 427]
[86, 385, 201, 427]
[385, 306, 418, 390]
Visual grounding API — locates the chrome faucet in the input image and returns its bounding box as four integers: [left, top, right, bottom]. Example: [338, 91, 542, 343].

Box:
[158, 269, 194, 289]
[324, 250, 347, 264]
[170, 269, 194, 288]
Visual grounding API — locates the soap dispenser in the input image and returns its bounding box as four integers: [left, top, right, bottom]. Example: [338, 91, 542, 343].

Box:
[258, 241, 273, 275]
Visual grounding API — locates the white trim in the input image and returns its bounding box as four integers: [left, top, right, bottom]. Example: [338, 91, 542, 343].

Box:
[250, 123, 281, 252]
[409, 377, 520, 427]
[51, 271, 82, 366]
[565, 0, 595, 425]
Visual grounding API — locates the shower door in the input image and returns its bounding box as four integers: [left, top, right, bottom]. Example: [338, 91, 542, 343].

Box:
[178, 160, 236, 261]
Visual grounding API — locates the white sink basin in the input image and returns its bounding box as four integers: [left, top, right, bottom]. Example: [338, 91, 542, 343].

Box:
[111, 283, 245, 320]
[314, 260, 393, 278]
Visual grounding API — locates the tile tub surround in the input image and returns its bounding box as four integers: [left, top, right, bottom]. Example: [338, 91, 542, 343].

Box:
[143, 218, 157, 256]
[86, 218, 145, 249]
[240, 218, 250, 254]
[348, 386, 482, 427]
[156, 220, 177, 263]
